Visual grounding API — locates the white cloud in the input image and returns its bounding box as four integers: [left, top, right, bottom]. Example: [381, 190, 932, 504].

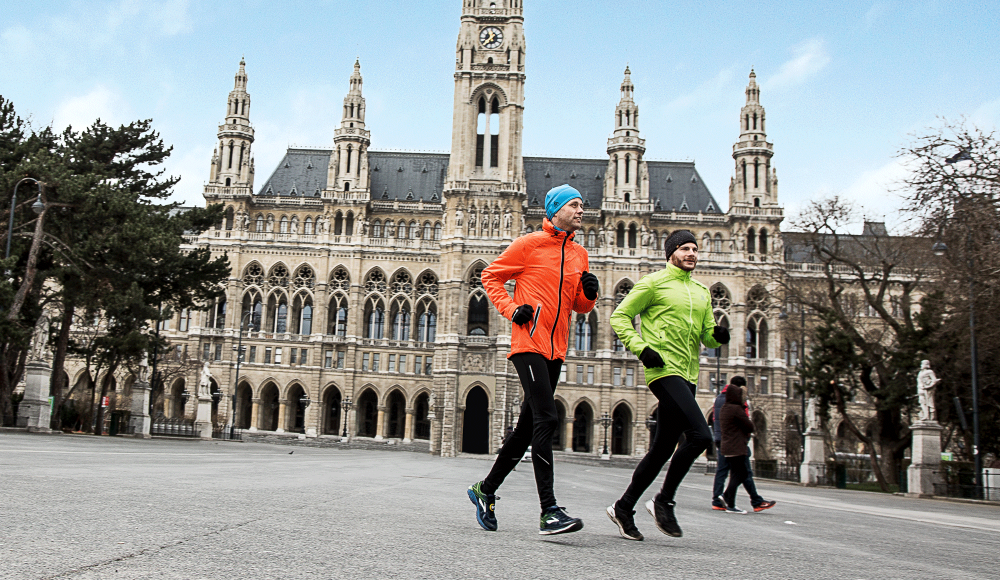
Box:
[661, 68, 735, 113]
[970, 98, 1000, 131]
[53, 85, 132, 131]
[764, 38, 831, 92]
[840, 156, 915, 233]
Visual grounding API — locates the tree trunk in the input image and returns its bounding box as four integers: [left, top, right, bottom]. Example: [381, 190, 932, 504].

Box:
[835, 390, 890, 492]
[6, 209, 47, 321]
[48, 301, 74, 430]
[93, 361, 119, 436]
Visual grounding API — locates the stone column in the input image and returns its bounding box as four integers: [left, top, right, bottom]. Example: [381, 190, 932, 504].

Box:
[249, 398, 260, 432]
[374, 405, 386, 440]
[17, 360, 53, 432]
[564, 419, 573, 453]
[800, 428, 826, 485]
[275, 400, 287, 433]
[907, 421, 943, 497]
[403, 408, 414, 443]
[129, 380, 152, 438]
[195, 394, 213, 439]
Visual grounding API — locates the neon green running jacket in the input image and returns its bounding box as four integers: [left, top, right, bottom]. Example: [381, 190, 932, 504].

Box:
[610, 263, 721, 385]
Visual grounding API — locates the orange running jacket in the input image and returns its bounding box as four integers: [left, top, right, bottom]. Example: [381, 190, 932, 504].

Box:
[482, 218, 596, 361]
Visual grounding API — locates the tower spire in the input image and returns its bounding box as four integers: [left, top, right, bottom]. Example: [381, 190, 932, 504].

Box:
[729, 69, 777, 208]
[209, 58, 255, 189]
[604, 65, 648, 205]
[328, 60, 371, 196]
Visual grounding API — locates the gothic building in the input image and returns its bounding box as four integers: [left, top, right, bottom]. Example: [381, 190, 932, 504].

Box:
[133, 1, 802, 460]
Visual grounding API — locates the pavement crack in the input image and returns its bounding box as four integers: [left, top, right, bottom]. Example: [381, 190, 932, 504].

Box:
[38, 518, 262, 580]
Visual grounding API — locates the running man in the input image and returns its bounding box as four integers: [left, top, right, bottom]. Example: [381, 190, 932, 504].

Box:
[606, 230, 730, 540]
[467, 184, 599, 535]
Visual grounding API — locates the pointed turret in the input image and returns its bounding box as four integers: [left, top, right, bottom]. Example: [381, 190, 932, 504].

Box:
[210, 58, 255, 189]
[328, 60, 372, 197]
[729, 69, 775, 207]
[604, 66, 649, 206]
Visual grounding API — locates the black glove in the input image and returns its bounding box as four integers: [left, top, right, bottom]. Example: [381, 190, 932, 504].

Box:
[580, 271, 599, 300]
[713, 326, 730, 345]
[639, 347, 665, 369]
[511, 304, 534, 326]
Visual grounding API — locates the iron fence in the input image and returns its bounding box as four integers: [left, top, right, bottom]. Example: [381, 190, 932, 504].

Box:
[212, 425, 244, 441]
[706, 459, 805, 484]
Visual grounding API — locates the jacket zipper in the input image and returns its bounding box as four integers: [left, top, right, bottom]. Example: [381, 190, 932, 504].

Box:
[685, 278, 695, 375]
[529, 303, 542, 337]
[550, 234, 569, 359]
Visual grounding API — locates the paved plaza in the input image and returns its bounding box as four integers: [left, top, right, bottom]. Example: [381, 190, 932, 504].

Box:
[1, 432, 997, 580]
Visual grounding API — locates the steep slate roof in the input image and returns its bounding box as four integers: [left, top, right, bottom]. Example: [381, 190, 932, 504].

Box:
[257, 148, 330, 197]
[257, 148, 720, 212]
[368, 151, 448, 202]
[523, 157, 721, 214]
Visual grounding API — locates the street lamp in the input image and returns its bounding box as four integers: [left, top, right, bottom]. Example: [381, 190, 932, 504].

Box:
[341, 396, 353, 438]
[932, 238, 982, 495]
[5, 177, 43, 265]
[230, 310, 252, 438]
[599, 411, 612, 456]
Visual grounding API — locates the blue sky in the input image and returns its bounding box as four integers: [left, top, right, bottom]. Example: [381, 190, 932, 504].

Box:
[2, 0, 997, 232]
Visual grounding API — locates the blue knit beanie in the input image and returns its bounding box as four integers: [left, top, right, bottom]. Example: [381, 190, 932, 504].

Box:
[544, 184, 582, 220]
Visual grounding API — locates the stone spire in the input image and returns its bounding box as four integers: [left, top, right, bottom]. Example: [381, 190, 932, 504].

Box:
[328, 60, 371, 196]
[210, 58, 255, 188]
[604, 66, 648, 205]
[729, 69, 775, 207]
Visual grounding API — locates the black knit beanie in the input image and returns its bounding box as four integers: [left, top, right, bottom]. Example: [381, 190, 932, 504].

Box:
[663, 229, 697, 258]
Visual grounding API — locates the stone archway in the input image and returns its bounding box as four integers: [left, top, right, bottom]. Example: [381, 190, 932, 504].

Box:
[259, 383, 279, 431]
[356, 389, 378, 437]
[414, 393, 430, 440]
[385, 390, 406, 439]
[286, 384, 307, 433]
[235, 382, 253, 428]
[553, 400, 566, 450]
[170, 379, 186, 419]
[573, 403, 593, 452]
[462, 386, 489, 454]
[612, 404, 632, 455]
[323, 386, 342, 435]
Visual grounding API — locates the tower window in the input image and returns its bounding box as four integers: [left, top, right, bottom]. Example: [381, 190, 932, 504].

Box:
[490, 98, 500, 168]
[624, 154, 630, 184]
[747, 227, 756, 254]
[228, 142, 234, 169]
[754, 159, 760, 189]
[346, 145, 352, 173]
[475, 97, 486, 167]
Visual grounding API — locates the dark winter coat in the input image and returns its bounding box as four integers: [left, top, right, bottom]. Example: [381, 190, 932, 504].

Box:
[719, 387, 755, 457]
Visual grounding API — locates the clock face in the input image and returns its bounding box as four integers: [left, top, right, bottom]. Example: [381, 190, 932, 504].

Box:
[480, 26, 503, 49]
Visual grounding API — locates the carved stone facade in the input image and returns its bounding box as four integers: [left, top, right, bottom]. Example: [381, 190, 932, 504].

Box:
[70, 1, 815, 459]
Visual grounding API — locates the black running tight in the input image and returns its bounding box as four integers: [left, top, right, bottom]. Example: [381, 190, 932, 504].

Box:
[482, 353, 562, 512]
[618, 375, 713, 509]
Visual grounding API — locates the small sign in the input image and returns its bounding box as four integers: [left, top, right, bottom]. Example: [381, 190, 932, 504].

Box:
[941, 452, 953, 461]
[101, 396, 109, 408]
[48, 396, 54, 408]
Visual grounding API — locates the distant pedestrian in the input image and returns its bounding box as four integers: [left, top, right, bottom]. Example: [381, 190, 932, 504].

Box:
[710, 376, 776, 513]
[719, 385, 756, 514]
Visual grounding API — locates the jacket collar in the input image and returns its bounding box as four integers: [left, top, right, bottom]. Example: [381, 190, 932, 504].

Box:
[664, 262, 692, 280]
[542, 217, 575, 240]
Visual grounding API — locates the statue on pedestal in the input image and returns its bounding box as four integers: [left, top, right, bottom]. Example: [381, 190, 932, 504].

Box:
[29, 315, 50, 362]
[138, 353, 150, 384]
[198, 361, 212, 397]
[917, 360, 941, 422]
[806, 397, 820, 431]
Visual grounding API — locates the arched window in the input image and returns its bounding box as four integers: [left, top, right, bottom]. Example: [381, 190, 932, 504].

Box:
[627, 223, 637, 248]
[255, 214, 264, 232]
[304, 217, 313, 235]
[490, 98, 500, 168]
[423, 221, 432, 240]
[279, 216, 289, 234]
[390, 298, 411, 341]
[225, 207, 234, 230]
[586, 229, 596, 248]
[346, 145, 352, 173]
[345, 212, 354, 236]
[747, 227, 756, 254]
[714, 233, 723, 253]
[575, 312, 595, 351]
[416, 299, 437, 343]
[329, 293, 349, 336]
[334, 212, 343, 235]
[468, 294, 489, 335]
[745, 315, 768, 359]
[624, 154, 631, 184]
[475, 97, 486, 167]
[397, 221, 407, 239]
[616, 223, 625, 247]
[711, 313, 730, 359]
[372, 220, 382, 238]
[434, 222, 442, 240]
[759, 228, 768, 254]
[741, 160, 747, 193]
[409, 220, 418, 239]
[364, 298, 386, 339]
[299, 302, 312, 335]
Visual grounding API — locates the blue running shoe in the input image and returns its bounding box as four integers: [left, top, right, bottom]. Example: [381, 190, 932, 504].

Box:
[468, 481, 498, 531]
[539, 506, 583, 535]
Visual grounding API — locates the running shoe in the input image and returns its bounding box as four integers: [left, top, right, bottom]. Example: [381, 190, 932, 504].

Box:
[606, 503, 643, 541]
[467, 481, 498, 531]
[539, 506, 584, 535]
[712, 495, 726, 511]
[724, 505, 747, 514]
[752, 500, 776, 512]
[644, 497, 682, 537]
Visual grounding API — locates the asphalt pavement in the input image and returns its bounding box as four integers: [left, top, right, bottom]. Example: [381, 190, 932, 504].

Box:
[1, 431, 997, 580]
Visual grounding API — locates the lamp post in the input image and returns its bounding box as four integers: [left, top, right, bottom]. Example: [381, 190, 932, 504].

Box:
[299, 396, 311, 434]
[933, 238, 981, 495]
[600, 411, 612, 457]
[230, 311, 252, 438]
[5, 177, 42, 266]
[341, 396, 353, 439]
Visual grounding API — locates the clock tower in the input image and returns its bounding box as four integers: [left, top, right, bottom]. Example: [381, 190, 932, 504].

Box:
[445, 0, 526, 197]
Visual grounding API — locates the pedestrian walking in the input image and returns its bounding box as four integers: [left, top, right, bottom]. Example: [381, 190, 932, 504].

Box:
[719, 385, 756, 513]
[710, 377, 776, 513]
[467, 184, 599, 535]
[605, 230, 730, 540]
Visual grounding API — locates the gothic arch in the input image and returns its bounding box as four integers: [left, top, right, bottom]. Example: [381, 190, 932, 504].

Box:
[254, 377, 281, 398]
[382, 385, 407, 407]
[329, 265, 351, 290]
[409, 387, 433, 408]
[459, 381, 493, 409]
[468, 82, 510, 107]
[282, 379, 309, 400]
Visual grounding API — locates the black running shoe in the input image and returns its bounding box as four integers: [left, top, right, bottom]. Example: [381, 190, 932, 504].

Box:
[606, 503, 643, 541]
[645, 497, 682, 537]
[752, 500, 776, 512]
[467, 481, 498, 531]
[539, 506, 584, 535]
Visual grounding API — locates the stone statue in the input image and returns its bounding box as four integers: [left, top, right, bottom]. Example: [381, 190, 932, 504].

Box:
[266, 215, 274, 233]
[806, 397, 820, 431]
[503, 207, 512, 234]
[428, 390, 436, 409]
[520, 214, 526, 232]
[598, 227, 608, 247]
[387, 221, 396, 237]
[640, 224, 651, 247]
[361, 218, 369, 236]
[455, 206, 464, 227]
[481, 213, 490, 235]
[29, 314, 50, 361]
[198, 361, 212, 397]
[917, 360, 941, 422]
[138, 352, 150, 384]
[290, 218, 299, 234]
